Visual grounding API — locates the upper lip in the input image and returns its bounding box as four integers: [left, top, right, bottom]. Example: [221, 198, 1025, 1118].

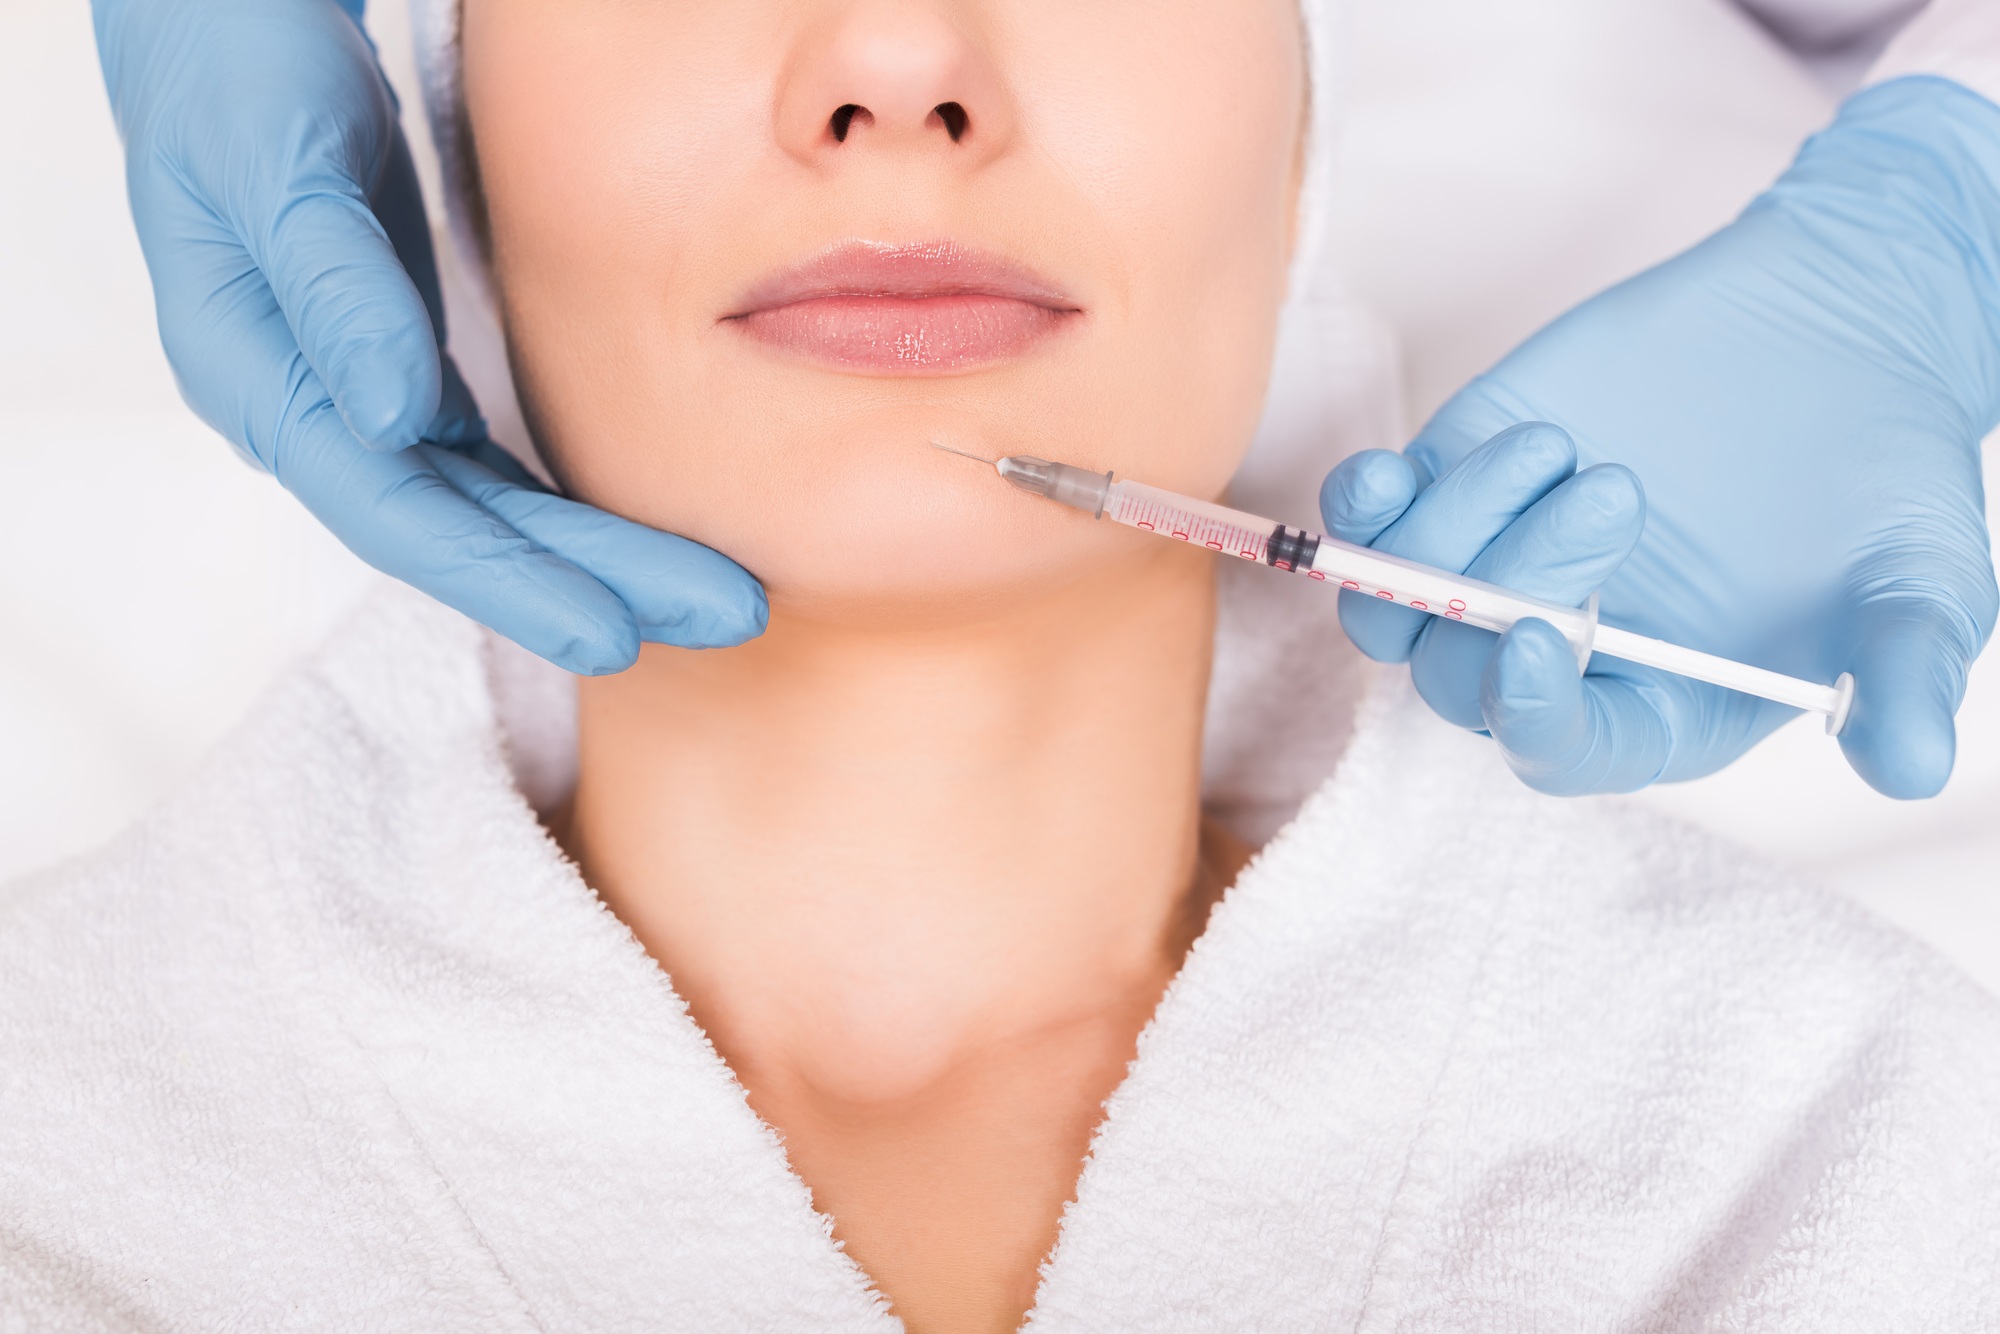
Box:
[726, 240, 1080, 317]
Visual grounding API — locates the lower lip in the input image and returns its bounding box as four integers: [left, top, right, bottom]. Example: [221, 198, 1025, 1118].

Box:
[730, 295, 1073, 373]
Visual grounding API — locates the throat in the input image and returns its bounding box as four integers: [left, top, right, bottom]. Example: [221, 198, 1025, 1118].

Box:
[557, 546, 1238, 1329]
[563, 546, 1223, 1090]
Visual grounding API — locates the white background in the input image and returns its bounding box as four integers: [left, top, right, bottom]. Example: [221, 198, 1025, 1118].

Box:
[2, 0, 1995, 990]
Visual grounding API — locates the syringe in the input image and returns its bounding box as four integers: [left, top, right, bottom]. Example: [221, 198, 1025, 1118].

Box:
[968, 450, 1855, 735]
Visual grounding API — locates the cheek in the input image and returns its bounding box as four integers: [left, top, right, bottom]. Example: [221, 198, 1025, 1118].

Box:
[469, 0, 1303, 623]
[942, 1, 1305, 528]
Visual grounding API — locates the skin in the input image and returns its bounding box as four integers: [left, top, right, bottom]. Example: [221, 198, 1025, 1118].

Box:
[462, 2, 1304, 1329]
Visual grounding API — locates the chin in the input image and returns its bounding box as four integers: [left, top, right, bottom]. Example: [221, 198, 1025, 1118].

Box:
[711, 444, 1140, 629]
[544, 397, 1133, 629]
[528, 324, 1260, 628]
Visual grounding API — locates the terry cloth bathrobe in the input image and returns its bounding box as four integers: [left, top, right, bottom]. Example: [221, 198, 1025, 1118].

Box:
[5, 577, 2000, 1332]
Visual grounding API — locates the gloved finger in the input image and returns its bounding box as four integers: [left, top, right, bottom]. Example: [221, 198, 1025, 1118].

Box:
[436, 435, 543, 490]
[1337, 421, 1577, 664]
[252, 182, 444, 452]
[1409, 464, 1646, 728]
[1463, 464, 1646, 597]
[150, 189, 644, 673]
[1481, 618, 1675, 795]
[367, 126, 494, 452]
[1403, 373, 1537, 482]
[276, 394, 645, 675]
[425, 353, 493, 454]
[1838, 596, 1984, 798]
[1319, 449, 1419, 546]
[122, 72, 442, 464]
[423, 446, 769, 651]
[134, 0, 446, 456]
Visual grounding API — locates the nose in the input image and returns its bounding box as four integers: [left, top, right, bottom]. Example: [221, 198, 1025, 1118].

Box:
[777, 3, 1015, 164]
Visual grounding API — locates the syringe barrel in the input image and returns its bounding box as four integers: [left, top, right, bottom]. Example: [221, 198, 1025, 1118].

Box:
[1308, 536, 1597, 651]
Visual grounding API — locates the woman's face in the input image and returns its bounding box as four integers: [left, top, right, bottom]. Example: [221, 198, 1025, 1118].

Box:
[463, 0, 1306, 624]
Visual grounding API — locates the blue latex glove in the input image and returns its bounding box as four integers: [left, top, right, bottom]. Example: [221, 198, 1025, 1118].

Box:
[92, 0, 765, 672]
[1322, 76, 2000, 799]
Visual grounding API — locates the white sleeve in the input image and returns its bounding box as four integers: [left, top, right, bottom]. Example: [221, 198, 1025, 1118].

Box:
[1869, 0, 2000, 104]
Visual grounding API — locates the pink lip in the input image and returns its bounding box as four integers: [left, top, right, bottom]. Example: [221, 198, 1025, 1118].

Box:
[724, 241, 1081, 374]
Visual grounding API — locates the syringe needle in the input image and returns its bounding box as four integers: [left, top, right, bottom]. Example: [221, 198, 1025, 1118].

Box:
[930, 440, 1001, 467]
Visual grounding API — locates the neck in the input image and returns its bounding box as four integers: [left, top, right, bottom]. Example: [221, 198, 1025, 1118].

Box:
[563, 542, 1224, 1103]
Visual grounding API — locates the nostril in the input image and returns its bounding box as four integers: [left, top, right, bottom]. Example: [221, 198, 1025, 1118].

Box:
[829, 104, 872, 142]
[932, 102, 969, 142]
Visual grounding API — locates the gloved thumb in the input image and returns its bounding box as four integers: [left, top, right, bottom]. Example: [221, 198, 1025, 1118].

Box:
[1838, 596, 1984, 799]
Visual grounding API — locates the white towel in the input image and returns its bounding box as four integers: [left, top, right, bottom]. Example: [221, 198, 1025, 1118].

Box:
[4, 584, 1998, 1331]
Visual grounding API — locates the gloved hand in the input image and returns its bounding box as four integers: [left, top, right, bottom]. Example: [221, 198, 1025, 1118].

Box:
[1322, 76, 2000, 799]
[92, 0, 765, 672]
